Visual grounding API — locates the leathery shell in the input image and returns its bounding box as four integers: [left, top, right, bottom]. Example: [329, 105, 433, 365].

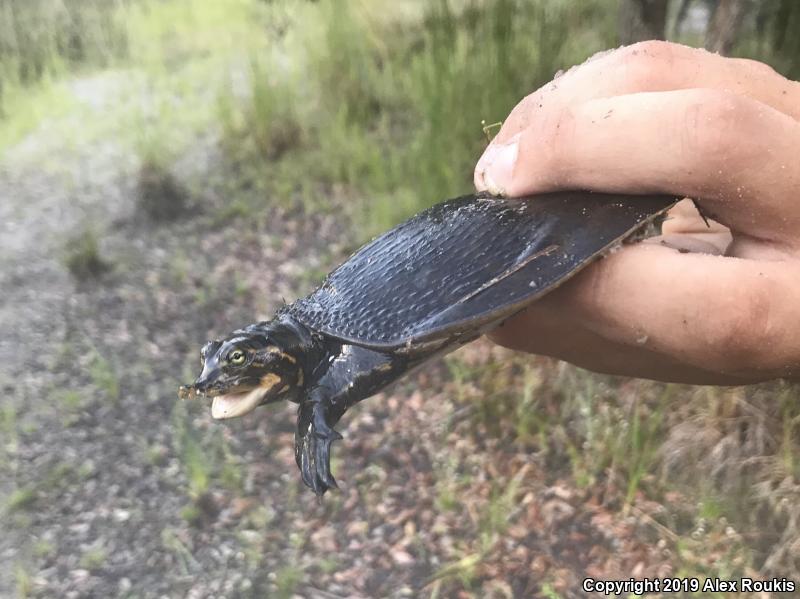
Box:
[286, 191, 677, 352]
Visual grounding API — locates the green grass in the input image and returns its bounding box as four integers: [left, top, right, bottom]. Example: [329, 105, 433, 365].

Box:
[54, 389, 84, 412]
[172, 405, 211, 501]
[88, 352, 120, 402]
[0, 0, 128, 92]
[3, 487, 37, 513]
[170, 400, 249, 525]
[213, 0, 618, 234]
[539, 583, 564, 599]
[274, 564, 305, 599]
[78, 546, 108, 571]
[0, 79, 78, 153]
[218, 54, 303, 163]
[32, 539, 55, 560]
[0, 402, 18, 454]
[62, 228, 111, 281]
[0, 0, 129, 153]
[14, 563, 33, 599]
[0, 0, 268, 156]
[160, 527, 198, 575]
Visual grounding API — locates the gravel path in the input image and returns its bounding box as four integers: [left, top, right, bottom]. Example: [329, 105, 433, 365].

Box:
[0, 72, 341, 597]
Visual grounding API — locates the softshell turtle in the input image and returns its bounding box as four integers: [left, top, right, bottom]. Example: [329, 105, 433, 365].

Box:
[179, 191, 678, 495]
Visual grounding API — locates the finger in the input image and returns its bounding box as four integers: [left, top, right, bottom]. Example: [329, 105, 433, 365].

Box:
[493, 244, 800, 380]
[491, 311, 756, 385]
[483, 41, 800, 150]
[479, 89, 800, 250]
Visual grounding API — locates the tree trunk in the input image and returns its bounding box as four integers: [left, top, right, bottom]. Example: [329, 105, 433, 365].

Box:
[705, 0, 748, 55]
[671, 0, 692, 38]
[618, 0, 669, 45]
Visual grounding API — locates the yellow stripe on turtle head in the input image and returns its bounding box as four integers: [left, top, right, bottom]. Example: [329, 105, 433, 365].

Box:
[260, 373, 282, 391]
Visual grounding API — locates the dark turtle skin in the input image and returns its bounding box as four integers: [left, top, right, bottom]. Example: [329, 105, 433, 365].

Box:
[179, 191, 678, 495]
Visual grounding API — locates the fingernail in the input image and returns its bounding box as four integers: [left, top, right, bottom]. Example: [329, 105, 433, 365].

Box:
[479, 134, 519, 196]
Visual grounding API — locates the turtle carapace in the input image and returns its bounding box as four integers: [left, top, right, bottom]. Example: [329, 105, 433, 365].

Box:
[179, 191, 678, 495]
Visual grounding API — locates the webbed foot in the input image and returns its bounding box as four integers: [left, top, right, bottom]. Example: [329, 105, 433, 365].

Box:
[295, 402, 343, 496]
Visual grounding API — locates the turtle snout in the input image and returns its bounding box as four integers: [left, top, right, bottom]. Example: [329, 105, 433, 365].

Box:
[191, 366, 224, 396]
[178, 377, 223, 400]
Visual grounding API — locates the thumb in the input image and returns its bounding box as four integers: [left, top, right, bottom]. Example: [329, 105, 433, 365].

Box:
[473, 132, 521, 196]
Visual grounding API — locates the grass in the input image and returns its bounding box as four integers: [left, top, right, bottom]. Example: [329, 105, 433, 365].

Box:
[274, 564, 305, 599]
[14, 564, 33, 599]
[79, 546, 108, 571]
[428, 458, 536, 594]
[136, 158, 188, 221]
[3, 487, 37, 514]
[170, 400, 248, 525]
[442, 345, 800, 589]
[0, 0, 267, 158]
[212, 0, 618, 234]
[62, 228, 111, 281]
[88, 352, 120, 403]
[0, 0, 129, 84]
[172, 405, 211, 501]
[52, 389, 87, 425]
[0, 80, 79, 153]
[54, 389, 84, 412]
[0, 0, 129, 153]
[218, 54, 303, 163]
[32, 539, 55, 560]
[160, 527, 199, 575]
[0, 402, 18, 455]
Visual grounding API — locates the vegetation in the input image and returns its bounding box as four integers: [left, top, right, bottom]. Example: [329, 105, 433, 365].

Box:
[743, 0, 800, 80]
[442, 345, 799, 588]
[62, 228, 111, 281]
[217, 0, 617, 233]
[0, 0, 129, 85]
[136, 158, 188, 221]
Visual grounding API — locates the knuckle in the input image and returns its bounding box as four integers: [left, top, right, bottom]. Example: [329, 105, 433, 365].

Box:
[732, 57, 779, 79]
[617, 40, 675, 64]
[607, 40, 678, 87]
[681, 89, 756, 159]
[537, 104, 576, 185]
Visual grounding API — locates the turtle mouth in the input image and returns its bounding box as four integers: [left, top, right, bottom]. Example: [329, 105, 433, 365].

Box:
[210, 386, 268, 420]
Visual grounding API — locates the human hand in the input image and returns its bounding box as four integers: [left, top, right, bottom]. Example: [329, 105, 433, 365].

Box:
[474, 41, 800, 384]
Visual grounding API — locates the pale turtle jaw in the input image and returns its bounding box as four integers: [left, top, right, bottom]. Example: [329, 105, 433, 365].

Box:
[210, 386, 268, 419]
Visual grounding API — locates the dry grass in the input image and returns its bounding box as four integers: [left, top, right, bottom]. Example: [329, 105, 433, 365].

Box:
[444, 341, 800, 590]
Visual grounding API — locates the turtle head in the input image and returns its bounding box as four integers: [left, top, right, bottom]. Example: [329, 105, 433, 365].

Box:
[178, 321, 306, 419]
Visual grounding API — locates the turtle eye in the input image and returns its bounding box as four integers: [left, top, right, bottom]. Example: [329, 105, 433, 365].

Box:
[227, 349, 247, 366]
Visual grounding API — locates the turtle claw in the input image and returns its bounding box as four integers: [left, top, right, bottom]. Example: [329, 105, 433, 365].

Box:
[295, 402, 343, 496]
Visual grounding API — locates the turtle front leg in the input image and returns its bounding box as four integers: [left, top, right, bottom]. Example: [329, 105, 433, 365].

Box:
[295, 396, 343, 495]
[293, 343, 411, 495]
